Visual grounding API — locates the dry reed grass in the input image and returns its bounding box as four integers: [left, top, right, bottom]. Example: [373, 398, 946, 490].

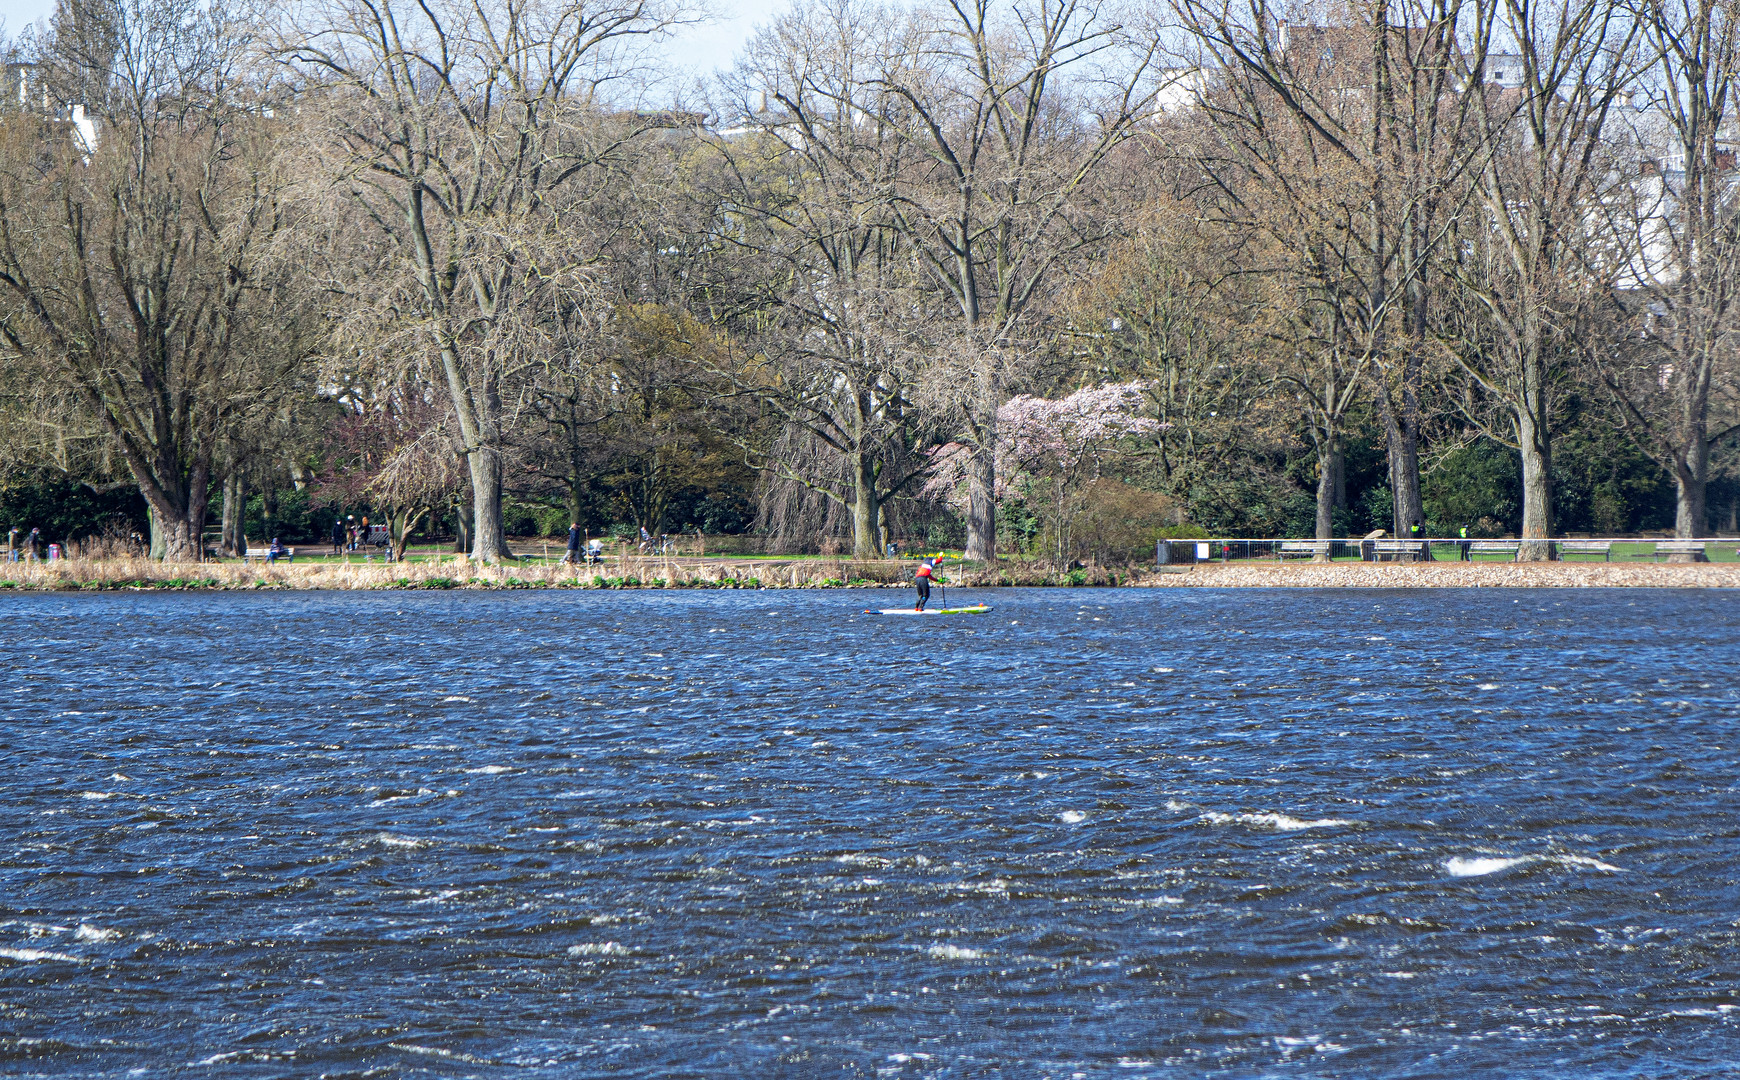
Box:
[0, 554, 912, 591]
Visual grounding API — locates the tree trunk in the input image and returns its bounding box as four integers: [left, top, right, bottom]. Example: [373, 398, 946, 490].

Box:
[566, 473, 584, 533]
[148, 505, 167, 560]
[453, 499, 471, 554]
[963, 431, 996, 561]
[392, 507, 427, 560]
[1330, 444, 1346, 519]
[1516, 405, 1554, 561]
[261, 481, 278, 551]
[850, 452, 881, 560]
[468, 447, 514, 563]
[1674, 439, 1709, 539]
[1313, 438, 1336, 561]
[137, 463, 210, 563]
[1381, 396, 1424, 537]
[143, 495, 208, 562]
[221, 473, 245, 556]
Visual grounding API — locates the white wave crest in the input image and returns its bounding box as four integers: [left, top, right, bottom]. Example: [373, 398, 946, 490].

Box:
[387, 1043, 491, 1064]
[567, 942, 631, 956]
[1201, 811, 1354, 831]
[927, 944, 984, 960]
[1445, 853, 1625, 877]
[0, 947, 84, 963]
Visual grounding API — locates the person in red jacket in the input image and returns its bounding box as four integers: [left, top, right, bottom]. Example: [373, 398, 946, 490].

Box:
[914, 558, 941, 611]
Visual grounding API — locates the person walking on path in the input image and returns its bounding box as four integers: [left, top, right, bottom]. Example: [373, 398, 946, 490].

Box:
[6, 526, 16, 562]
[563, 523, 581, 565]
[914, 557, 941, 611]
[331, 518, 346, 557]
[1458, 525, 1471, 562]
[25, 527, 42, 562]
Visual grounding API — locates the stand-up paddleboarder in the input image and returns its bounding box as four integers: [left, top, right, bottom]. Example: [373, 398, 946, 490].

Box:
[914, 558, 941, 611]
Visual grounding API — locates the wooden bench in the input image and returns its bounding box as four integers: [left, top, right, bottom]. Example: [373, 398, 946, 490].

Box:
[1276, 540, 1329, 560]
[1467, 540, 1520, 560]
[1557, 540, 1611, 561]
[1370, 539, 1429, 561]
[1653, 540, 1708, 562]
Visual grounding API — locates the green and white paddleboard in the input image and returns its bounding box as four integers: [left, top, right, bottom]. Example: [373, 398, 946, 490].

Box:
[867, 604, 992, 615]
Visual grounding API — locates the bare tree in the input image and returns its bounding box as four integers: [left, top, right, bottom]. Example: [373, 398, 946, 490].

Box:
[1597, 0, 1740, 541]
[709, 1, 939, 558]
[1174, 0, 1485, 549]
[1442, 0, 1640, 558]
[278, 0, 688, 562]
[0, 0, 309, 561]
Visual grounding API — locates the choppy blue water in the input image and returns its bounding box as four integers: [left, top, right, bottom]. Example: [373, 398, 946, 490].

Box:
[2, 587, 1737, 1077]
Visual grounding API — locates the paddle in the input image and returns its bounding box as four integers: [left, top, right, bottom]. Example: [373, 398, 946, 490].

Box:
[930, 551, 953, 610]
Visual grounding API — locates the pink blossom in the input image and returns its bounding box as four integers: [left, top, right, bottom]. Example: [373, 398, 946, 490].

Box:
[924, 381, 1166, 504]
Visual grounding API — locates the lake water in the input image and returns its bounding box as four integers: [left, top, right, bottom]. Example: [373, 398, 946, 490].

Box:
[2, 587, 1737, 1077]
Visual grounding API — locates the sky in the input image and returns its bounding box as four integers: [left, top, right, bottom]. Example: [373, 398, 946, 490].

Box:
[0, 0, 786, 78]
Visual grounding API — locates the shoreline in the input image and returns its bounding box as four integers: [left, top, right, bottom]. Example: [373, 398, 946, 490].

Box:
[1138, 561, 1740, 588]
[0, 557, 1738, 591]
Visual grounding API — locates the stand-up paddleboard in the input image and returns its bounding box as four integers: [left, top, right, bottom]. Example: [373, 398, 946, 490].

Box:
[867, 604, 992, 615]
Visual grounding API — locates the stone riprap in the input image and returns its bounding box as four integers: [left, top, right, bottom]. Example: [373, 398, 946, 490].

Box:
[1140, 561, 1740, 587]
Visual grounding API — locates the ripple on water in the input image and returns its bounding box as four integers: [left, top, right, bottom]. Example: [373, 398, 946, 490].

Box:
[0, 586, 1734, 1076]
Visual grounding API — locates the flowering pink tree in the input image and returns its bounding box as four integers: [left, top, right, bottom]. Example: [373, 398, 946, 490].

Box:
[926, 382, 1167, 562]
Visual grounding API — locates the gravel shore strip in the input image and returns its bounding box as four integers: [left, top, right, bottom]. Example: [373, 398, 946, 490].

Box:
[1139, 561, 1740, 588]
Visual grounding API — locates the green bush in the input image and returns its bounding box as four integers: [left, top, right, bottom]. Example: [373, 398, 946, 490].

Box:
[0, 477, 148, 545]
[247, 488, 321, 544]
[1423, 441, 1519, 537]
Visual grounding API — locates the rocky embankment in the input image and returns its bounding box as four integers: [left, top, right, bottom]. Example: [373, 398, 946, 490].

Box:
[1139, 561, 1740, 588]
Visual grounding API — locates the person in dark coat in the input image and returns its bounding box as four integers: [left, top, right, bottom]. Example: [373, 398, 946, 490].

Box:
[331, 518, 346, 556]
[563, 523, 582, 564]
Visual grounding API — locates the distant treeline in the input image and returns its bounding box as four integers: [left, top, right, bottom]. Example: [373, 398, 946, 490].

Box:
[2, 0, 1738, 564]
